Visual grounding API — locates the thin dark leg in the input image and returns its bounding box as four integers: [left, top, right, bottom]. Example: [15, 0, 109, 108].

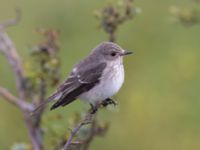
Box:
[89, 103, 99, 114]
[101, 98, 117, 107]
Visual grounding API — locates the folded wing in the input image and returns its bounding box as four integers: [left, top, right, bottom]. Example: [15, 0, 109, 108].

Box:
[50, 62, 106, 110]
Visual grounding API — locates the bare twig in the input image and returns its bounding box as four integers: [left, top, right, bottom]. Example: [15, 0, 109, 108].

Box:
[0, 11, 44, 150]
[0, 11, 25, 100]
[82, 115, 108, 150]
[63, 112, 95, 150]
[24, 116, 44, 150]
[82, 118, 97, 150]
[0, 86, 33, 111]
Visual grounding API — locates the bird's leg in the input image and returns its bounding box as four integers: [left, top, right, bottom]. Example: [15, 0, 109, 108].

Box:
[101, 98, 118, 107]
[89, 103, 100, 114]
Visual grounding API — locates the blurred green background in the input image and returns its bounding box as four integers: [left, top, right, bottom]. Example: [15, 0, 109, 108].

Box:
[0, 0, 200, 150]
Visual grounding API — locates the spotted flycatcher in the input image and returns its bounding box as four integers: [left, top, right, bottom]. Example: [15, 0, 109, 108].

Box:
[34, 42, 132, 114]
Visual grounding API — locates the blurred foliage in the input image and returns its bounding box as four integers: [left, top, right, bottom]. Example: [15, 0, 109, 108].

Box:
[169, 0, 200, 26]
[0, 0, 200, 150]
[24, 29, 61, 99]
[95, 0, 140, 41]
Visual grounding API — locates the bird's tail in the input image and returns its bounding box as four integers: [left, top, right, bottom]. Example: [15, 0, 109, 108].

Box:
[31, 92, 61, 116]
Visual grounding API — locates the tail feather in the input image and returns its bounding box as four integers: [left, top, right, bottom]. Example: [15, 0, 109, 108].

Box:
[50, 97, 76, 110]
[31, 92, 61, 116]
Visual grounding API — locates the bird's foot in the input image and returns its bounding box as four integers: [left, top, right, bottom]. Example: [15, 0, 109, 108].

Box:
[89, 99, 117, 114]
[101, 98, 118, 107]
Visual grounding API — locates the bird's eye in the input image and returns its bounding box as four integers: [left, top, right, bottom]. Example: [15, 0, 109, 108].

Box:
[110, 52, 116, 57]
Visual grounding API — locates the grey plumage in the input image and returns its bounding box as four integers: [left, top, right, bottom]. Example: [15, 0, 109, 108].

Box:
[33, 41, 132, 113]
[50, 62, 106, 110]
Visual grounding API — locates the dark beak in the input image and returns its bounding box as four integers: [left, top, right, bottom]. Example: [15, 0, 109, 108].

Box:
[121, 50, 133, 56]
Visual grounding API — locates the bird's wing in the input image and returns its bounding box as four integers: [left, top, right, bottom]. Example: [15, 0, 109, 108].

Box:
[49, 62, 107, 110]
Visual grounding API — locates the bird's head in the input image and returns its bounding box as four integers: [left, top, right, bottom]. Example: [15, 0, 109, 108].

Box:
[91, 42, 132, 62]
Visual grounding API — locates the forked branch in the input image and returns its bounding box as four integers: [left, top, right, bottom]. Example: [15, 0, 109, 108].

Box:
[0, 86, 33, 111]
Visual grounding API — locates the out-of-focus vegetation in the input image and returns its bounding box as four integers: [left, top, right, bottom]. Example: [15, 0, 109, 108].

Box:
[0, 0, 200, 150]
[169, 0, 200, 26]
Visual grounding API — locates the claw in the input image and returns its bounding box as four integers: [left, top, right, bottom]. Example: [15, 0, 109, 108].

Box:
[101, 98, 117, 107]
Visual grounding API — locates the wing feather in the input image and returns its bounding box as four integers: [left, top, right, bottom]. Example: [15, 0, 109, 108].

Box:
[50, 62, 106, 110]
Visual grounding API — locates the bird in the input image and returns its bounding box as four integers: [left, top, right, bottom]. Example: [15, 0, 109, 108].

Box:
[33, 42, 132, 114]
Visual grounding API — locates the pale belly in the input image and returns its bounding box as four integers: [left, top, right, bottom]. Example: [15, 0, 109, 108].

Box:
[79, 64, 124, 104]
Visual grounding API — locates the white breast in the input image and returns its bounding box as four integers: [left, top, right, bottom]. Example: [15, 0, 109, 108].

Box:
[79, 62, 124, 104]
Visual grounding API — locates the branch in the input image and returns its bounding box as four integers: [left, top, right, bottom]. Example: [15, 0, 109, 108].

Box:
[0, 11, 44, 150]
[82, 118, 97, 150]
[0, 10, 25, 100]
[63, 112, 96, 150]
[24, 117, 44, 150]
[0, 87, 34, 111]
[82, 113, 108, 150]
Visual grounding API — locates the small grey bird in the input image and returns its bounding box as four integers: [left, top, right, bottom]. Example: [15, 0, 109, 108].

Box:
[34, 42, 132, 114]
